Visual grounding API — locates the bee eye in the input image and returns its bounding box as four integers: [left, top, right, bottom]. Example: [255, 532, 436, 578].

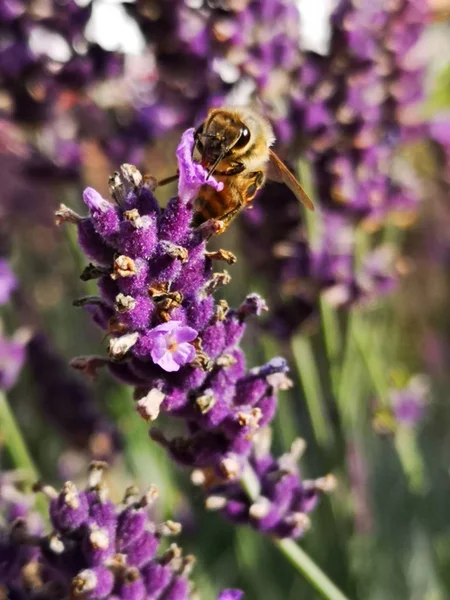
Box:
[234, 127, 251, 149]
[194, 123, 204, 152]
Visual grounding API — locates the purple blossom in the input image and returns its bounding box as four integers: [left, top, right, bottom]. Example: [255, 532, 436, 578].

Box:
[148, 321, 197, 372]
[0, 463, 236, 599]
[0, 259, 16, 305]
[391, 375, 429, 427]
[58, 130, 333, 540]
[177, 128, 224, 204]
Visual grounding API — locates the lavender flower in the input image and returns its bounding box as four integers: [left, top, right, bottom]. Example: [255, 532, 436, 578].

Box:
[243, 200, 399, 335]
[1, 462, 238, 599]
[0, 0, 121, 124]
[391, 375, 429, 427]
[132, 1, 429, 336]
[57, 128, 333, 539]
[147, 321, 197, 372]
[373, 374, 429, 433]
[294, 0, 428, 225]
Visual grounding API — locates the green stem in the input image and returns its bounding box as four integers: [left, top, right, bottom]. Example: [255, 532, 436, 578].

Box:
[320, 297, 342, 396]
[394, 426, 427, 494]
[292, 334, 334, 450]
[274, 538, 350, 600]
[241, 468, 350, 600]
[351, 314, 390, 407]
[0, 390, 39, 479]
[336, 312, 365, 429]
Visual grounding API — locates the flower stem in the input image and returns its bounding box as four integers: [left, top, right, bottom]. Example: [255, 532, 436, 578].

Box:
[241, 468, 349, 600]
[0, 390, 39, 479]
[274, 538, 350, 600]
[292, 334, 335, 450]
[320, 297, 342, 396]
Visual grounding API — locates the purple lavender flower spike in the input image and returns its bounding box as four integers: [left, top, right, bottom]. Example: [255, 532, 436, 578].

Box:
[0, 259, 16, 305]
[1, 463, 215, 599]
[176, 128, 224, 204]
[58, 129, 334, 541]
[148, 321, 197, 372]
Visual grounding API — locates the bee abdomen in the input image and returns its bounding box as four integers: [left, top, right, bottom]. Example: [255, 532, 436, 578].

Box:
[193, 185, 237, 225]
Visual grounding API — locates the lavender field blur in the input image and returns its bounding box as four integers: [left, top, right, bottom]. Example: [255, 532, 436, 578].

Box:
[1, 1, 450, 599]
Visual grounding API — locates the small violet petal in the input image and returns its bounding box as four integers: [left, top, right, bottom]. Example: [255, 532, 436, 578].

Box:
[176, 128, 224, 204]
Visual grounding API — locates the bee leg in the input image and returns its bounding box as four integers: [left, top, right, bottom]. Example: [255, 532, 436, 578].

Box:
[218, 202, 245, 228]
[156, 173, 179, 187]
[244, 171, 265, 204]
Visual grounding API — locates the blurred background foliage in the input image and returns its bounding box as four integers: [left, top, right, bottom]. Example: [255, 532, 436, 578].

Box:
[1, 1, 450, 598]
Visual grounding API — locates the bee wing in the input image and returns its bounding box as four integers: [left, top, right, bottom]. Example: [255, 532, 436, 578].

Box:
[267, 150, 315, 211]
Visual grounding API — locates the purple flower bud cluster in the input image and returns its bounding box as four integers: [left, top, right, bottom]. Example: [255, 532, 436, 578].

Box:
[130, 0, 428, 224]
[58, 128, 333, 539]
[0, 0, 122, 125]
[0, 0, 126, 206]
[126, 0, 301, 140]
[27, 333, 122, 462]
[293, 0, 428, 225]
[1, 462, 241, 599]
[391, 374, 429, 427]
[125, 0, 430, 338]
[373, 374, 429, 434]
[242, 191, 399, 336]
[196, 431, 336, 539]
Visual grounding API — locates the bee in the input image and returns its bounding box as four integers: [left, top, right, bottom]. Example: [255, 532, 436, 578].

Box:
[159, 107, 314, 231]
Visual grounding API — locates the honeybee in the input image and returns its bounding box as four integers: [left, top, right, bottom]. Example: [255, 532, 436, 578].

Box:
[160, 107, 314, 231]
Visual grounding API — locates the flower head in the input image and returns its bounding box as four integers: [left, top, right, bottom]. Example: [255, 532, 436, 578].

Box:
[0, 463, 239, 599]
[58, 129, 333, 540]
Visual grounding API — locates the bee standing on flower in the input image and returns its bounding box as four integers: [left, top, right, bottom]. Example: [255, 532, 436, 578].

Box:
[158, 108, 314, 231]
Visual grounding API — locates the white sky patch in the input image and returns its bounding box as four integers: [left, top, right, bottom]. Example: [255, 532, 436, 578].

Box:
[85, 0, 145, 55]
[29, 27, 72, 62]
[295, 0, 337, 56]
